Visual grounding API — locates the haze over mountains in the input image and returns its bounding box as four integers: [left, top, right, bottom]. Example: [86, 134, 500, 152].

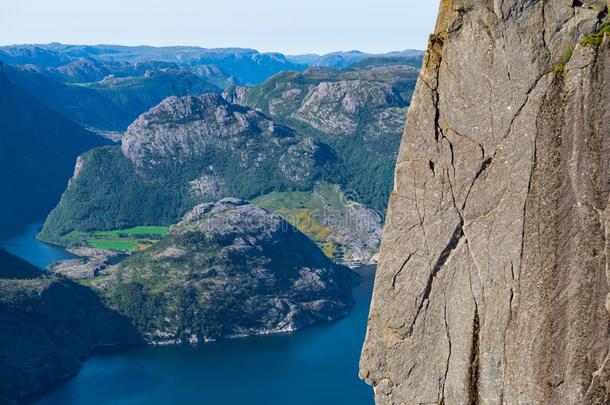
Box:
[0, 43, 423, 84]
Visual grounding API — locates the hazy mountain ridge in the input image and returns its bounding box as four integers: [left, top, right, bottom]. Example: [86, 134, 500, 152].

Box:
[3, 63, 221, 133]
[0, 44, 306, 85]
[0, 43, 424, 82]
[285, 49, 423, 68]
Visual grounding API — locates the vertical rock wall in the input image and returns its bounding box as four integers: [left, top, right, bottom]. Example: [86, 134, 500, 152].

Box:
[360, 0, 610, 403]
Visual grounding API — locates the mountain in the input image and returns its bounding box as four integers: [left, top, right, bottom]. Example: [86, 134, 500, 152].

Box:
[0, 44, 308, 85]
[0, 62, 108, 228]
[360, 1, 610, 404]
[0, 249, 140, 403]
[90, 199, 358, 344]
[39, 94, 339, 244]
[349, 55, 423, 69]
[0, 46, 71, 67]
[75, 69, 221, 130]
[3, 64, 221, 133]
[236, 64, 420, 211]
[0, 44, 424, 85]
[285, 49, 424, 68]
[312, 50, 417, 68]
[39, 61, 420, 265]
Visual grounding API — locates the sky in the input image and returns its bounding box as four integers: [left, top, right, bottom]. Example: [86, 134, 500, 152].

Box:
[0, 0, 440, 54]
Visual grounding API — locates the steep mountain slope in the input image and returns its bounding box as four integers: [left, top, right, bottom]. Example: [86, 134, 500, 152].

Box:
[92, 199, 358, 344]
[237, 64, 420, 211]
[0, 249, 140, 403]
[360, 1, 610, 404]
[39, 94, 339, 244]
[0, 63, 107, 228]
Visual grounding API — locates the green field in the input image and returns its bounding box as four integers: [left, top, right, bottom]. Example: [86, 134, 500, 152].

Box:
[94, 226, 169, 238]
[60, 226, 169, 253]
[90, 239, 141, 251]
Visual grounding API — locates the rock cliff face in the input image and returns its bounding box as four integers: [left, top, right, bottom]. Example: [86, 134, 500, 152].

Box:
[121, 94, 293, 168]
[360, 1, 610, 404]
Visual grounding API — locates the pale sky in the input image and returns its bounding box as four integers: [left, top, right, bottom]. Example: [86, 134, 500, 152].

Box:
[0, 0, 440, 54]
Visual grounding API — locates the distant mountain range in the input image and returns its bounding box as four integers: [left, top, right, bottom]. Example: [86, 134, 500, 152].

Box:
[0, 43, 423, 83]
[0, 44, 423, 136]
[287, 49, 423, 68]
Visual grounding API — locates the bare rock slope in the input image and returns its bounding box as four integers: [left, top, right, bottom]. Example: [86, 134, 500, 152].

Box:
[360, 1, 610, 404]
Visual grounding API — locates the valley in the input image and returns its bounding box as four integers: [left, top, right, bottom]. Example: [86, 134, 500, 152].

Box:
[32, 51, 420, 267]
[0, 223, 374, 405]
[3, 1, 608, 404]
[0, 42, 422, 404]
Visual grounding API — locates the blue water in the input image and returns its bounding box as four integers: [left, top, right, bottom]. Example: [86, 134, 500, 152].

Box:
[0, 222, 75, 269]
[0, 223, 375, 405]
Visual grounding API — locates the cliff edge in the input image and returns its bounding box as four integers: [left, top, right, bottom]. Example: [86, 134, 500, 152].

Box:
[360, 0, 610, 403]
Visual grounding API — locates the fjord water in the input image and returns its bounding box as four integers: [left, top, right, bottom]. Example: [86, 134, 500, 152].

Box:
[0, 222, 74, 268]
[0, 223, 374, 405]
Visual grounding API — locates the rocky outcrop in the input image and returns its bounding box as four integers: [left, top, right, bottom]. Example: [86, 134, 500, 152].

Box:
[222, 85, 247, 104]
[360, 1, 610, 404]
[241, 65, 417, 140]
[293, 79, 405, 136]
[95, 198, 359, 344]
[121, 93, 293, 168]
[50, 247, 124, 279]
[278, 138, 336, 183]
[0, 249, 140, 403]
[324, 200, 383, 267]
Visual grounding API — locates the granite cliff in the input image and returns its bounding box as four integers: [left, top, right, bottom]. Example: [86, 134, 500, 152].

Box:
[360, 0, 610, 404]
